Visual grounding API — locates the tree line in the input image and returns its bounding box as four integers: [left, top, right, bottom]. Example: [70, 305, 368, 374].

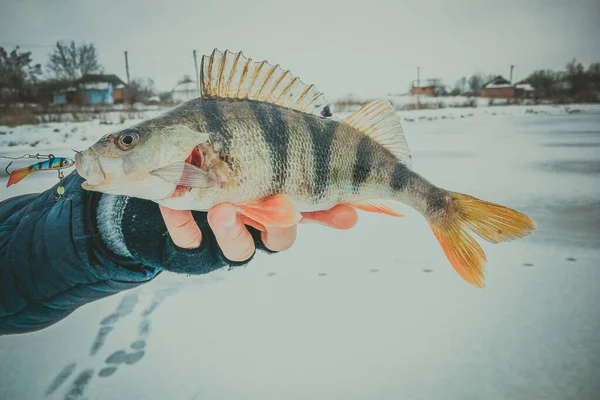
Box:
[437, 60, 600, 102]
[0, 41, 157, 105]
[3, 42, 600, 105]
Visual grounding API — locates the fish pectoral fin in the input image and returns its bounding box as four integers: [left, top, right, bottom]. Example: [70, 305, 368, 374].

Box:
[239, 215, 267, 232]
[235, 194, 301, 228]
[150, 162, 216, 188]
[7, 167, 33, 187]
[347, 200, 404, 217]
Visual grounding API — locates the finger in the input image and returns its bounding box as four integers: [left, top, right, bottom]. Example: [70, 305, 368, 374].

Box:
[159, 205, 202, 249]
[208, 203, 255, 262]
[261, 225, 297, 252]
[301, 204, 358, 230]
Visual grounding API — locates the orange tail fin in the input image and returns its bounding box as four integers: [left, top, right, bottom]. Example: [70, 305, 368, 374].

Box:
[7, 167, 32, 187]
[429, 192, 536, 288]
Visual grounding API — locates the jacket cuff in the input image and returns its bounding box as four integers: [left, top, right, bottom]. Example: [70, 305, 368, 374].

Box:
[93, 193, 277, 275]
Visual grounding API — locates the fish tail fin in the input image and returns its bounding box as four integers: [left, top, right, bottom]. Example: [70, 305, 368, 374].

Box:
[428, 191, 536, 288]
[7, 167, 32, 187]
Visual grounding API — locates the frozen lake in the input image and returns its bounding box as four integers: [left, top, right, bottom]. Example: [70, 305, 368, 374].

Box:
[1, 106, 599, 399]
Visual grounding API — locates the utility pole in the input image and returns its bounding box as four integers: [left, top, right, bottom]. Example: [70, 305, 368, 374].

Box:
[510, 65, 514, 83]
[124, 51, 130, 85]
[416, 66, 421, 106]
[193, 50, 200, 95]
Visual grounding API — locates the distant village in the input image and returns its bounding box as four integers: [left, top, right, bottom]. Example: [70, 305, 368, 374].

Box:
[411, 76, 535, 100]
[0, 41, 202, 109]
[49, 74, 198, 106]
[1, 41, 599, 111]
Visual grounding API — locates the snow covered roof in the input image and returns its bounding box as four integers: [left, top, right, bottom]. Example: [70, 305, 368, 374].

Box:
[484, 83, 513, 89]
[483, 75, 511, 89]
[81, 82, 111, 90]
[515, 83, 535, 91]
[79, 74, 126, 87]
[412, 81, 436, 89]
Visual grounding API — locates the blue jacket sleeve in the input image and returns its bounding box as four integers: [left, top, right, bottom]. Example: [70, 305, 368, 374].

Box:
[0, 174, 162, 335]
[0, 172, 274, 335]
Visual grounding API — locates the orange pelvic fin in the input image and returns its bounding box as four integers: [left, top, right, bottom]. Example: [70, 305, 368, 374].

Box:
[7, 167, 32, 187]
[235, 194, 301, 229]
[429, 191, 536, 288]
[348, 200, 404, 217]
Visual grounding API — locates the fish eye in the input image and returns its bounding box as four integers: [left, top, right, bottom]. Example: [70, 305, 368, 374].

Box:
[117, 130, 139, 150]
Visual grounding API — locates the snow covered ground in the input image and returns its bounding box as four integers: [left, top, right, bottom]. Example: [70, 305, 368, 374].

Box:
[386, 93, 497, 109]
[1, 104, 599, 399]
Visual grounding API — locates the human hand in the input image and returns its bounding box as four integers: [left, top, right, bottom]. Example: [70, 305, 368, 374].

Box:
[159, 204, 359, 262]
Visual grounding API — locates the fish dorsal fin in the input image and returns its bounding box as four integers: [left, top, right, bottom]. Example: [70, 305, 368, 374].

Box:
[343, 99, 412, 167]
[200, 49, 332, 118]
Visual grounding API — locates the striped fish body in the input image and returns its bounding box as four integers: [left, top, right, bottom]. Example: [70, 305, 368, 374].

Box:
[159, 98, 419, 214]
[76, 49, 536, 288]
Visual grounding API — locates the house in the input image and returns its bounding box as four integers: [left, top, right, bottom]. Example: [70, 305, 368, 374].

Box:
[78, 74, 127, 104]
[481, 76, 538, 99]
[514, 80, 536, 99]
[53, 74, 127, 105]
[52, 86, 78, 104]
[411, 81, 436, 96]
[170, 79, 199, 103]
[481, 75, 515, 98]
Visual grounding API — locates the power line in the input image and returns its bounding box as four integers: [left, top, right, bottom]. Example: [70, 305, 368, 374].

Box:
[0, 42, 55, 49]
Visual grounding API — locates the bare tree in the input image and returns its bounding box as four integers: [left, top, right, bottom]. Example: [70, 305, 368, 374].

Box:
[0, 46, 42, 102]
[128, 77, 156, 103]
[468, 73, 492, 95]
[46, 40, 103, 81]
[427, 78, 445, 96]
[565, 58, 587, 96]
[588, 63, 600, 89]
[526, 70, 559, 99]
[452, 77, 468, 95]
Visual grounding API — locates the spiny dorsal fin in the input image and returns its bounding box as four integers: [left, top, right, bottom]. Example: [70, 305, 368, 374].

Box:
[343, 99, 412, 167]
[200, 49, 332, 118]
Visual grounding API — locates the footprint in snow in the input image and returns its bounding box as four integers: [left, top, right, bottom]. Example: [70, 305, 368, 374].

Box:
[89, 293, 139, 356]
[100, 345, 146, 377]
[46, 285, 181, 397]
[62, 369, 94, 400]
[45, 363, 77, 396]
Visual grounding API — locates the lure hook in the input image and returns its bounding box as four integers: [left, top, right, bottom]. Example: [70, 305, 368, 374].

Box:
[2, 151, 57, 175]
[5, 160, 14, 175]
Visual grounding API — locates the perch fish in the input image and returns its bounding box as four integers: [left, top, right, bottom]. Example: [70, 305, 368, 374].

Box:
[75, 49, 536, 288]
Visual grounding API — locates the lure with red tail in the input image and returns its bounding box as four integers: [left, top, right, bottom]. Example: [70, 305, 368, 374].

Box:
[6, 157, 75, 187]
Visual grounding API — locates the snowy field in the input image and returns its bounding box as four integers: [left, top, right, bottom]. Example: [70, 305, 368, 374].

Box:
[1, 104, 599, 399]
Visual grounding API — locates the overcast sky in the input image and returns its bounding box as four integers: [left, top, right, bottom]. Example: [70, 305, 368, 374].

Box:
[1, 0, 599, 99]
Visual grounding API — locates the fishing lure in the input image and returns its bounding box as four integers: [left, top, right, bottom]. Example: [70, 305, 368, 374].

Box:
[3, 153, 75, 188]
